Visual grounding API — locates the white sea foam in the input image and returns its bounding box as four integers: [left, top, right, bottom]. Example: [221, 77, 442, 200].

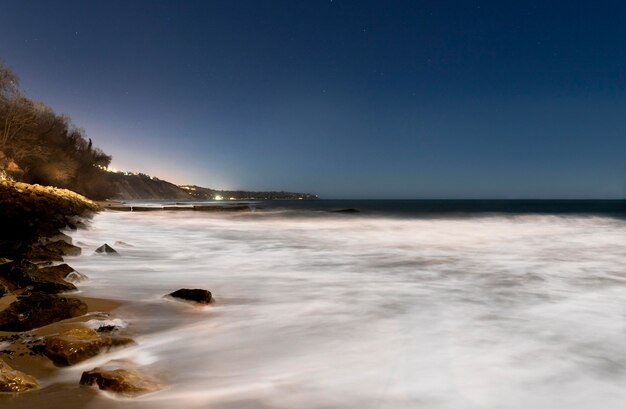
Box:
[61, 211, 626, 409]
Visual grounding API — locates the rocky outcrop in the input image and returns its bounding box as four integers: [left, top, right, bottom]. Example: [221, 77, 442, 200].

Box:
[0, 359, 39, 393]
[0, 294, 88, 331]
[44, 328, 135, 366]
[168, 288, 213, 304]
[0, 180, 98, 262]
[80, 365, 162, 396]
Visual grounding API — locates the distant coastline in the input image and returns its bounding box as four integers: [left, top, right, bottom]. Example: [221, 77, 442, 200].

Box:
[105, 171, 319, 201]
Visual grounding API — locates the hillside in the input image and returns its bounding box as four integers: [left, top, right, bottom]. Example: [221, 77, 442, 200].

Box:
[106, 173, 190, 200]
[107, 172, 318, 201]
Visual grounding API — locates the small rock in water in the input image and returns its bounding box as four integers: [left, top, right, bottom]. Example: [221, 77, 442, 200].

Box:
[0, 358, 39, 392]
[332, 208, 360, 213]
[94, 243, 119, 256]
[167, 288, 213, 304]
[80, 362, 162, 397]
[44, 328, 135, 366]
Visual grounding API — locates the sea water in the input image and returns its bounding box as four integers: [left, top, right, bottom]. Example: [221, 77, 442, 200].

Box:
[54, 203, 626, 408]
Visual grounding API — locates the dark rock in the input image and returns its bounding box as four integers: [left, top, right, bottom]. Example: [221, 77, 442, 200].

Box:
[0, 294, 88, 331]
[167, 288, 212, 304]
[44, 240, 81, 257]
[36, 227, 72, 246]
[94, 244, 119, 255]
[36, 264, 75, 281]
[24, 246, 64, 263]
[44, 328, 135, 366]
[332, 208, 360, 213]
[80, 365, 162, 396]
[0, 358, 39, 392]
[0, 260, 76, 294]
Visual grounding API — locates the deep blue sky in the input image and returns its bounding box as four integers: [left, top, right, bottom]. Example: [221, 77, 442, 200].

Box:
[1, 1, 625, 198]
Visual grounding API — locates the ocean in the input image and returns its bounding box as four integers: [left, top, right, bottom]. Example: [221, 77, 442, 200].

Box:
[45, 200, 626, 408]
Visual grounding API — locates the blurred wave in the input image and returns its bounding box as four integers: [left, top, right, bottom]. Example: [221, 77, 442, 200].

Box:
[63, 210, 626, 409]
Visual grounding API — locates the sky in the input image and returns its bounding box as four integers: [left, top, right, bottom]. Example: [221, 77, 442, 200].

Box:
[1, 0, 625, 199]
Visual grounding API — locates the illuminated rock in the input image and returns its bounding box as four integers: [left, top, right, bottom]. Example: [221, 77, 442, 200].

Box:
[44, 328, 135, 366]
[0, 359, 39, 393]
[80, 365, 162, 397]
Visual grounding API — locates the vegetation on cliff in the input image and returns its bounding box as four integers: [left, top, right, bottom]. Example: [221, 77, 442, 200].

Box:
[0, 60, 115, 199]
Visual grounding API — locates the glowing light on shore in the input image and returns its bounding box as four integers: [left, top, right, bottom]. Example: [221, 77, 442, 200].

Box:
[214, 195, 223, 201]
[95, 165, 136, 176]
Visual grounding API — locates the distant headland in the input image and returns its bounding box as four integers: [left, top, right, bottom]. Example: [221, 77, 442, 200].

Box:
[105, 170, 319, 201]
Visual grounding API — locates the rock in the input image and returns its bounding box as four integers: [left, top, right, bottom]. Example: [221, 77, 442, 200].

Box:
[24, 245, 64, 263]
[36, 227, 72, 246]
[0, 294, 88, 331]
[44, 240, 81, 257]
[94, 244, 119, 255]
[0, 358, 39, 393]
[36, 263, 75, 281]
[332, 208, 360, 213]
[44, 328, 135, 366]
[80, 365, 162, 396]
[0, 260, 77, 294]
[167, 288, 212, 304]
[64, 270, 89, 284]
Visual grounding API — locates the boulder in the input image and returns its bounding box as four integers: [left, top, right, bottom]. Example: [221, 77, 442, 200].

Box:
[167, 288, 212, 304]
[44, 328, 135, 366]
[0, 260, 77, 294]
[44, 240, 81, 257]
[36, 263, 75, 281]
[94, 244, 119, 255]
[80, 366, 162, 396]
[0, 294, 88, 331]
[24, 245, 64, 263]
[0, 358, 39, 393]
